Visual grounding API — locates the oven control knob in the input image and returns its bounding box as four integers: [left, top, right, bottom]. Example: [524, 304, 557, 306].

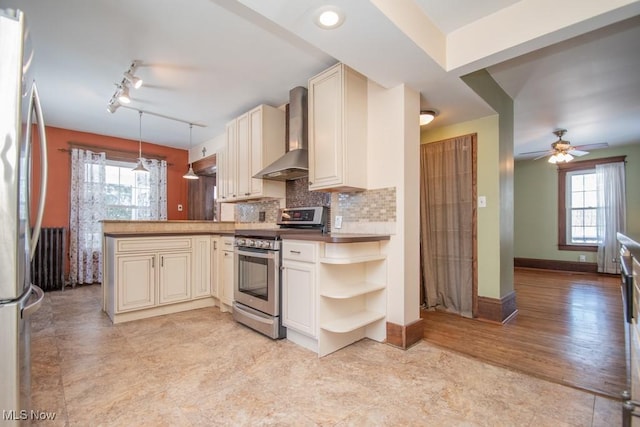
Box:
[236, 238, 245, 246]
[246, 239, 254, 247]
[256, 240, 265, 248]
[261, 241, 271, 249]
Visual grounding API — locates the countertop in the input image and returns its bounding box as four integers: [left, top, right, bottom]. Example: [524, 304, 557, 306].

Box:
[281, 233, 390, 243]
[619, 232, 640, 260]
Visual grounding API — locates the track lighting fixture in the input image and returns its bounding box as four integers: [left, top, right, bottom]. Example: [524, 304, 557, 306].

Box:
[183, 123, 199, 180]
[106, 60, 142, 112]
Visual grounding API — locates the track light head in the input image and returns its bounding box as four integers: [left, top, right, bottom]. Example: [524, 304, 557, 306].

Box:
[118, 86, 131, 104]
[107, 101, 120, 114]
[123, 71, 143, 89]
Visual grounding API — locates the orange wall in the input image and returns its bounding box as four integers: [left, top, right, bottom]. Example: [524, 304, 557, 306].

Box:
[36, 126, 189, 227]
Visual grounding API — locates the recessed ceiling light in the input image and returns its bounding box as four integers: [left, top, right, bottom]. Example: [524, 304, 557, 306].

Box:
[315, 6, 345, 29]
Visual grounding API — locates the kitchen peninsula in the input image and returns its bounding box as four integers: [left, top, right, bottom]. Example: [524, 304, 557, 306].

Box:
[101, 220, 234, 323]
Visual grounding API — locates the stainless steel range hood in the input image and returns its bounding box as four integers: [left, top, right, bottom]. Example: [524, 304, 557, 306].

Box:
[254, 86, 308, 181]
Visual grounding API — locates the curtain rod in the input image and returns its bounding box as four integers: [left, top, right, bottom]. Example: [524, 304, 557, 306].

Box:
[60, 142, 173, 166]
[120, 105, 206, 127]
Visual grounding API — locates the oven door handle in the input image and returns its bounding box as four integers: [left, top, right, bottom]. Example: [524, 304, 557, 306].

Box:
[235, 248, 277, 260]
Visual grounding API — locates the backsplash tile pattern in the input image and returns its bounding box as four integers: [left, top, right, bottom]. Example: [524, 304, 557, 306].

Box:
[286, 177, 331, 208]
[235, 200, 281, 224]
[332, 187, 396, 222]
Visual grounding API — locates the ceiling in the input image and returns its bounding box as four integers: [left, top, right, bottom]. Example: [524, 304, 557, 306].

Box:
[3, 0, 640, 158]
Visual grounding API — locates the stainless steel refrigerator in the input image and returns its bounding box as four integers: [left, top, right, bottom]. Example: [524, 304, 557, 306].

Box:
[0, 8, 48, 424]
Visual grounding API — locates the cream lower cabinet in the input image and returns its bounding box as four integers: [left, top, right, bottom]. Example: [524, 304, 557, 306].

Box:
[283, 239, 387, 357]
[282, 241, 317, 349]
[117, 254, 156, 312]
[218, 236, 235, 312]
[192, 236, 213, 299]
[104, 235, 215, 323]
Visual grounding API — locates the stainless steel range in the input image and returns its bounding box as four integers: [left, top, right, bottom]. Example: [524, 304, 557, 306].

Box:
[233, 206, 326, 339]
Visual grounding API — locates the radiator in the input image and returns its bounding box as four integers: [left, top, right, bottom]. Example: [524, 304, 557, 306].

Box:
[30, 227, 66, 292]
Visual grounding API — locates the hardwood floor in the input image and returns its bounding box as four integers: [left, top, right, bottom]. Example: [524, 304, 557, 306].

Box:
[421, 268, 627, 399]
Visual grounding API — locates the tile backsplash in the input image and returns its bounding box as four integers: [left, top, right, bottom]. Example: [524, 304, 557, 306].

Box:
[232, 177, 396, 235]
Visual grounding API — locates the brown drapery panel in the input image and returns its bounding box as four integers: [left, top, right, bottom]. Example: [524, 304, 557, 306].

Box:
[420, 134, 474, 317]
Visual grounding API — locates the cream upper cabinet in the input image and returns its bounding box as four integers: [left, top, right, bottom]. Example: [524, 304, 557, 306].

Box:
[219, 104, 285, 202]
[308, 63, 368, 192]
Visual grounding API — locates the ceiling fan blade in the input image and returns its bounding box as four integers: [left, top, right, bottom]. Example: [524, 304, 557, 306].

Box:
[569, 149, 589, 156]
[533, 153, 553, 160]
[518, 149, 553, 159]
[573, 142, 609, 150]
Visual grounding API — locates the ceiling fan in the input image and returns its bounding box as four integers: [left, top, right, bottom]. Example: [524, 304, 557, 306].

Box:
[519, 129, 609, 163]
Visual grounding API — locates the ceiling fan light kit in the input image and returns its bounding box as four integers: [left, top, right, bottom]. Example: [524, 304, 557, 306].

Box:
[518, 128, 608, 163]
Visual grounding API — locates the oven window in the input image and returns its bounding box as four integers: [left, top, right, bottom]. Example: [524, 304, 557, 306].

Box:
[237, 253, 269, 301]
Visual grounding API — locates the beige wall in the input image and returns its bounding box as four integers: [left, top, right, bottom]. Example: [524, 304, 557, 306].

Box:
[514, 142, 640, 262]
[421, 115, 502, 299]
[368, 81, 421, 325]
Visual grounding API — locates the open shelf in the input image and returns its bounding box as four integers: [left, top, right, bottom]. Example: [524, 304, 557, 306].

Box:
[319, 254, 386, 265]
[320, 281, 385, 299]
[320, 310, 385, 334]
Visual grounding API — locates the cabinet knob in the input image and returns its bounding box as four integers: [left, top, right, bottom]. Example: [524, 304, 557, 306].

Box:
[245, 192, 250, 196]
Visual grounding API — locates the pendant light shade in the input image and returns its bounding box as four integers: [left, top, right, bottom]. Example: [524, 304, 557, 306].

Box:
[132, 111, 148, 173]
[183, 123, 199, 180]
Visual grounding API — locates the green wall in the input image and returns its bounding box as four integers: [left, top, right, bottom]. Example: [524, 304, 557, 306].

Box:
[421, 115, 502, 299]
[514, 142, 640, 263]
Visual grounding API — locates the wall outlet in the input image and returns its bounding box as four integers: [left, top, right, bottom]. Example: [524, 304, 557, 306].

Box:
[177, 204, 183, 212]
[478, 196, 487, 208]
[334, 215, 342, 229]
[258, 211, 265, 222]
[579, 255, 586, 262]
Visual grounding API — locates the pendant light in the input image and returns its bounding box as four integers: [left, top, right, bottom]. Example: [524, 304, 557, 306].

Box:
[183, 123, 199, 180]
[132, 111, 148, 172]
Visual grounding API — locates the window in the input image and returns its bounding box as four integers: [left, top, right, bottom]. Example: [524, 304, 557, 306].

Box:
[104, 161, 154, 220]
[566, 170, 597, 244]
[557, 156, 626, 251]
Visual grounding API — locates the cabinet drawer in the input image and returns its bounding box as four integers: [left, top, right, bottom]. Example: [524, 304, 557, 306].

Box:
[282, 241, 316, 262]
[117, 237, 193, 253]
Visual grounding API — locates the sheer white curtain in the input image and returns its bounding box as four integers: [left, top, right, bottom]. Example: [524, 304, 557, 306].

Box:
[69, 148, 106, 286]
[596, 161, 626, 274]
[144, 158, 168, 220]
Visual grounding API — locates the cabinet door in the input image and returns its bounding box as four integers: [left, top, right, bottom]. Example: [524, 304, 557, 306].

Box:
[248, 106, 263, 197]
[236, 112, 251, 198]
[192, 237, 212, 298]
[225, 120, 237, 200]
[117, 254, 155, 312]
[308, 65, 343, 189]
[220, 249, 235, 307]
[211, 237, 219, 298]
[282, 260, 316, 338]
[217, 146, 228, 202]
[158, 252, 192, 304]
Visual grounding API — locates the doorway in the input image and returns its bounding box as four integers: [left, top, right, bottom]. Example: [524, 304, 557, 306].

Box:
[419, 133, 477, 317]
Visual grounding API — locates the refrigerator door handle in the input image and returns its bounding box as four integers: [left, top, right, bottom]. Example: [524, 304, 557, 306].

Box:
[27, 82, 48, 260]
[22, 285, 44, 319]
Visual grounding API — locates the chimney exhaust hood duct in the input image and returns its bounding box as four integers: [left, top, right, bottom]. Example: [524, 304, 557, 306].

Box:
[254, 86, 308, 181]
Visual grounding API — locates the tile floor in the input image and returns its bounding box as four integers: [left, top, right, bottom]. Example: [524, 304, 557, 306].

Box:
[30, 285, 620, 426]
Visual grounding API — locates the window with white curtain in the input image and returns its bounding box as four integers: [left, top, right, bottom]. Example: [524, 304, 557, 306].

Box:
[566, 169, 598, 245]
[69, 149, 168, 286]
